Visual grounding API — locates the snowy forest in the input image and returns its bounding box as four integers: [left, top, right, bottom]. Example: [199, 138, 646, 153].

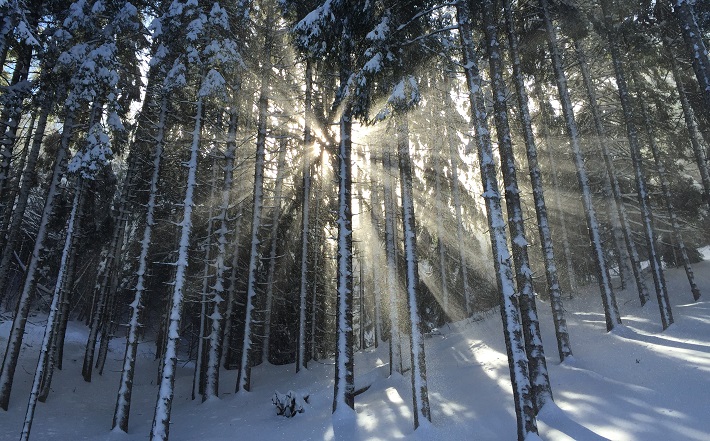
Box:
[1, 0, 710, 440]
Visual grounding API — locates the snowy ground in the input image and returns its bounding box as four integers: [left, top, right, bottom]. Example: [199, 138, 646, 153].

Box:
[1, 260, 709, 441]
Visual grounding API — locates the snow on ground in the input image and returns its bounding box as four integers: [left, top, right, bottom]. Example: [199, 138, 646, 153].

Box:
[1, 259, 709, 440]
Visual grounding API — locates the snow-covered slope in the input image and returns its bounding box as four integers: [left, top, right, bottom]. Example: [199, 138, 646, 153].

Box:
[2, 260, 709, 440]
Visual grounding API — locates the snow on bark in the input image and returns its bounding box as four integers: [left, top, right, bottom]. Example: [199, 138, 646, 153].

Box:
[0, 113, 72, 411]
[20, 180, 82, 441]
[113, 94, 167, 432]
[333, 104, 355, 413]
[599, 0, 672, 330]
[383, 146, 403, 376]
[540, 0, 621, 331]
[503, 0, 571, 362]
[456, 3, 536, 439]
[574, 39, 651, 307]
[150, 94, 202, 441]
[675, 0, 710, 113]
[396, 113, 431, 429]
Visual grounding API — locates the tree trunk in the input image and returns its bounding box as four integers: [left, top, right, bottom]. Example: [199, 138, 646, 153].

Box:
[574, 39, 650, 306]
[483, 0, 553, 413]
[150, 93, 202, 441]
[540, 0, 622, 331]
[600, 0, 672, 330]
[20, 179, 82, 441]
[456, 3, 537, 439]
[675, 0, 710, 114]
[383, 145, 403, 376]
[0, 112, 73, 411]
[503, 0, 572, 362]
[395, 113, 431, 429]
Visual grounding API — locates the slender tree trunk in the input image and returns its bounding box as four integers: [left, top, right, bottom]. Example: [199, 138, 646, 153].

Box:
[456, 3, 536, 439]
[433, 148, 450, 319]
[220, 200, 244, 370]
[368, 149, 383, 348]
[0, 112, 73, 411]
[541, 0, 621, 331]
[261, 137, 287, 364]
[600, 0, 672, 330]
[20, 180, 82, 441]
[357, 184, 367, 351]
[150, 93, 202, 441]
[332, 99, 355, 413]
[675, 0, 710, 114]
[503, 0, 572, 362]
[236, 56, 270, 393]
[383, 145, 403, 376]
[483, 0, 553, 412]
[112, 94, 167, 432]
[574, 39, 650, 306]
[0, 95, 52, 299]
[204, 106, 239, 401]
[667, 40, 710, 208]
[297, 62, 313, 372]
[395, 113, 431, 428]
[635, 78, 701, 302]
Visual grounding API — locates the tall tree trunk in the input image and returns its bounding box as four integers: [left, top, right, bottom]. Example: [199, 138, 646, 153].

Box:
[540, 0, 622, 331]
[0, 94, 52, 299]
[261, 136, 287, 364]
[666, 39, 710, 208]
[483, 0, 552, 412]
[332, 99, 355, 413]
[433, 148, 450, 318]
[383, 145, 403, 376]
[503, 0, 572, 362]
[236, 55, 270, 393]
[204, 105, 239, 401]
[150, 93, 202, 441]
[20, 179, 82, 441]
[634, 77, 701, 302]
[368, 149, 383, 348]
[112, 94, 167, 432]
[0, 112, 73, 411]
[574, 39, 650, 306]
[456, 3, 537, 439]
[675, 0, 710, 114]
[600, 0, 672, 330]
[395, 113, 431, 429]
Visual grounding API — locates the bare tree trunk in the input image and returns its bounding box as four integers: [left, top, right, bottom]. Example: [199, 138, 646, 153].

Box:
[502, 0, 572, 363]
[150, 92, 202, 441]
[541, 0, 621, 331]
[456, 3, 537, 439]
[20, 179, 82, 441]
[574, 39, 650, 306]
[383, 145, 403, 376]
[600, 0, 672, 330]
[0, 112, 73, 411]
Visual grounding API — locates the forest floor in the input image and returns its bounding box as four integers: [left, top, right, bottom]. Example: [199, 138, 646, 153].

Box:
[1, 257, 709, 440]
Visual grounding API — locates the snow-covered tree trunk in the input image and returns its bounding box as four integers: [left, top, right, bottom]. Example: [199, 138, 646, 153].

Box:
[220, 200, 244, 370]
[262, 137, 287, 364]
[112, 94, 167, 433]
[599, 0, 672, 330]
[193, 157, 218, 400]
[456, 3, 536, 438]
[297, 61, 313, 372]
[675, 0, 710, 113]
[540, 0, 622, 331]
[237, 62, 270, 394]
[383, 146, 403, 376]
[0, 112, 73, 411]
[20, 179, 82, 441]
[395, 113, 431, 429]
[357, 183, 367, 351]
[503, 0, 572, 362]
[150, 93, 203, 441]
[483, 0, 552, 412]
[667, 41, 710, 208]
[332, 99, 355, 413]
[433, 149, 450, 318]
[0, 94, 52, 299]
[636, 80, 701, 302]
[574, 39, 650, 306]
[204, 106, 239, 401]
[444, 95, 472, 316]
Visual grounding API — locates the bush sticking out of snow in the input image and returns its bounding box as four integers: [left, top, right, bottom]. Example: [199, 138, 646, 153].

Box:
[272, 391, 309, 418]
